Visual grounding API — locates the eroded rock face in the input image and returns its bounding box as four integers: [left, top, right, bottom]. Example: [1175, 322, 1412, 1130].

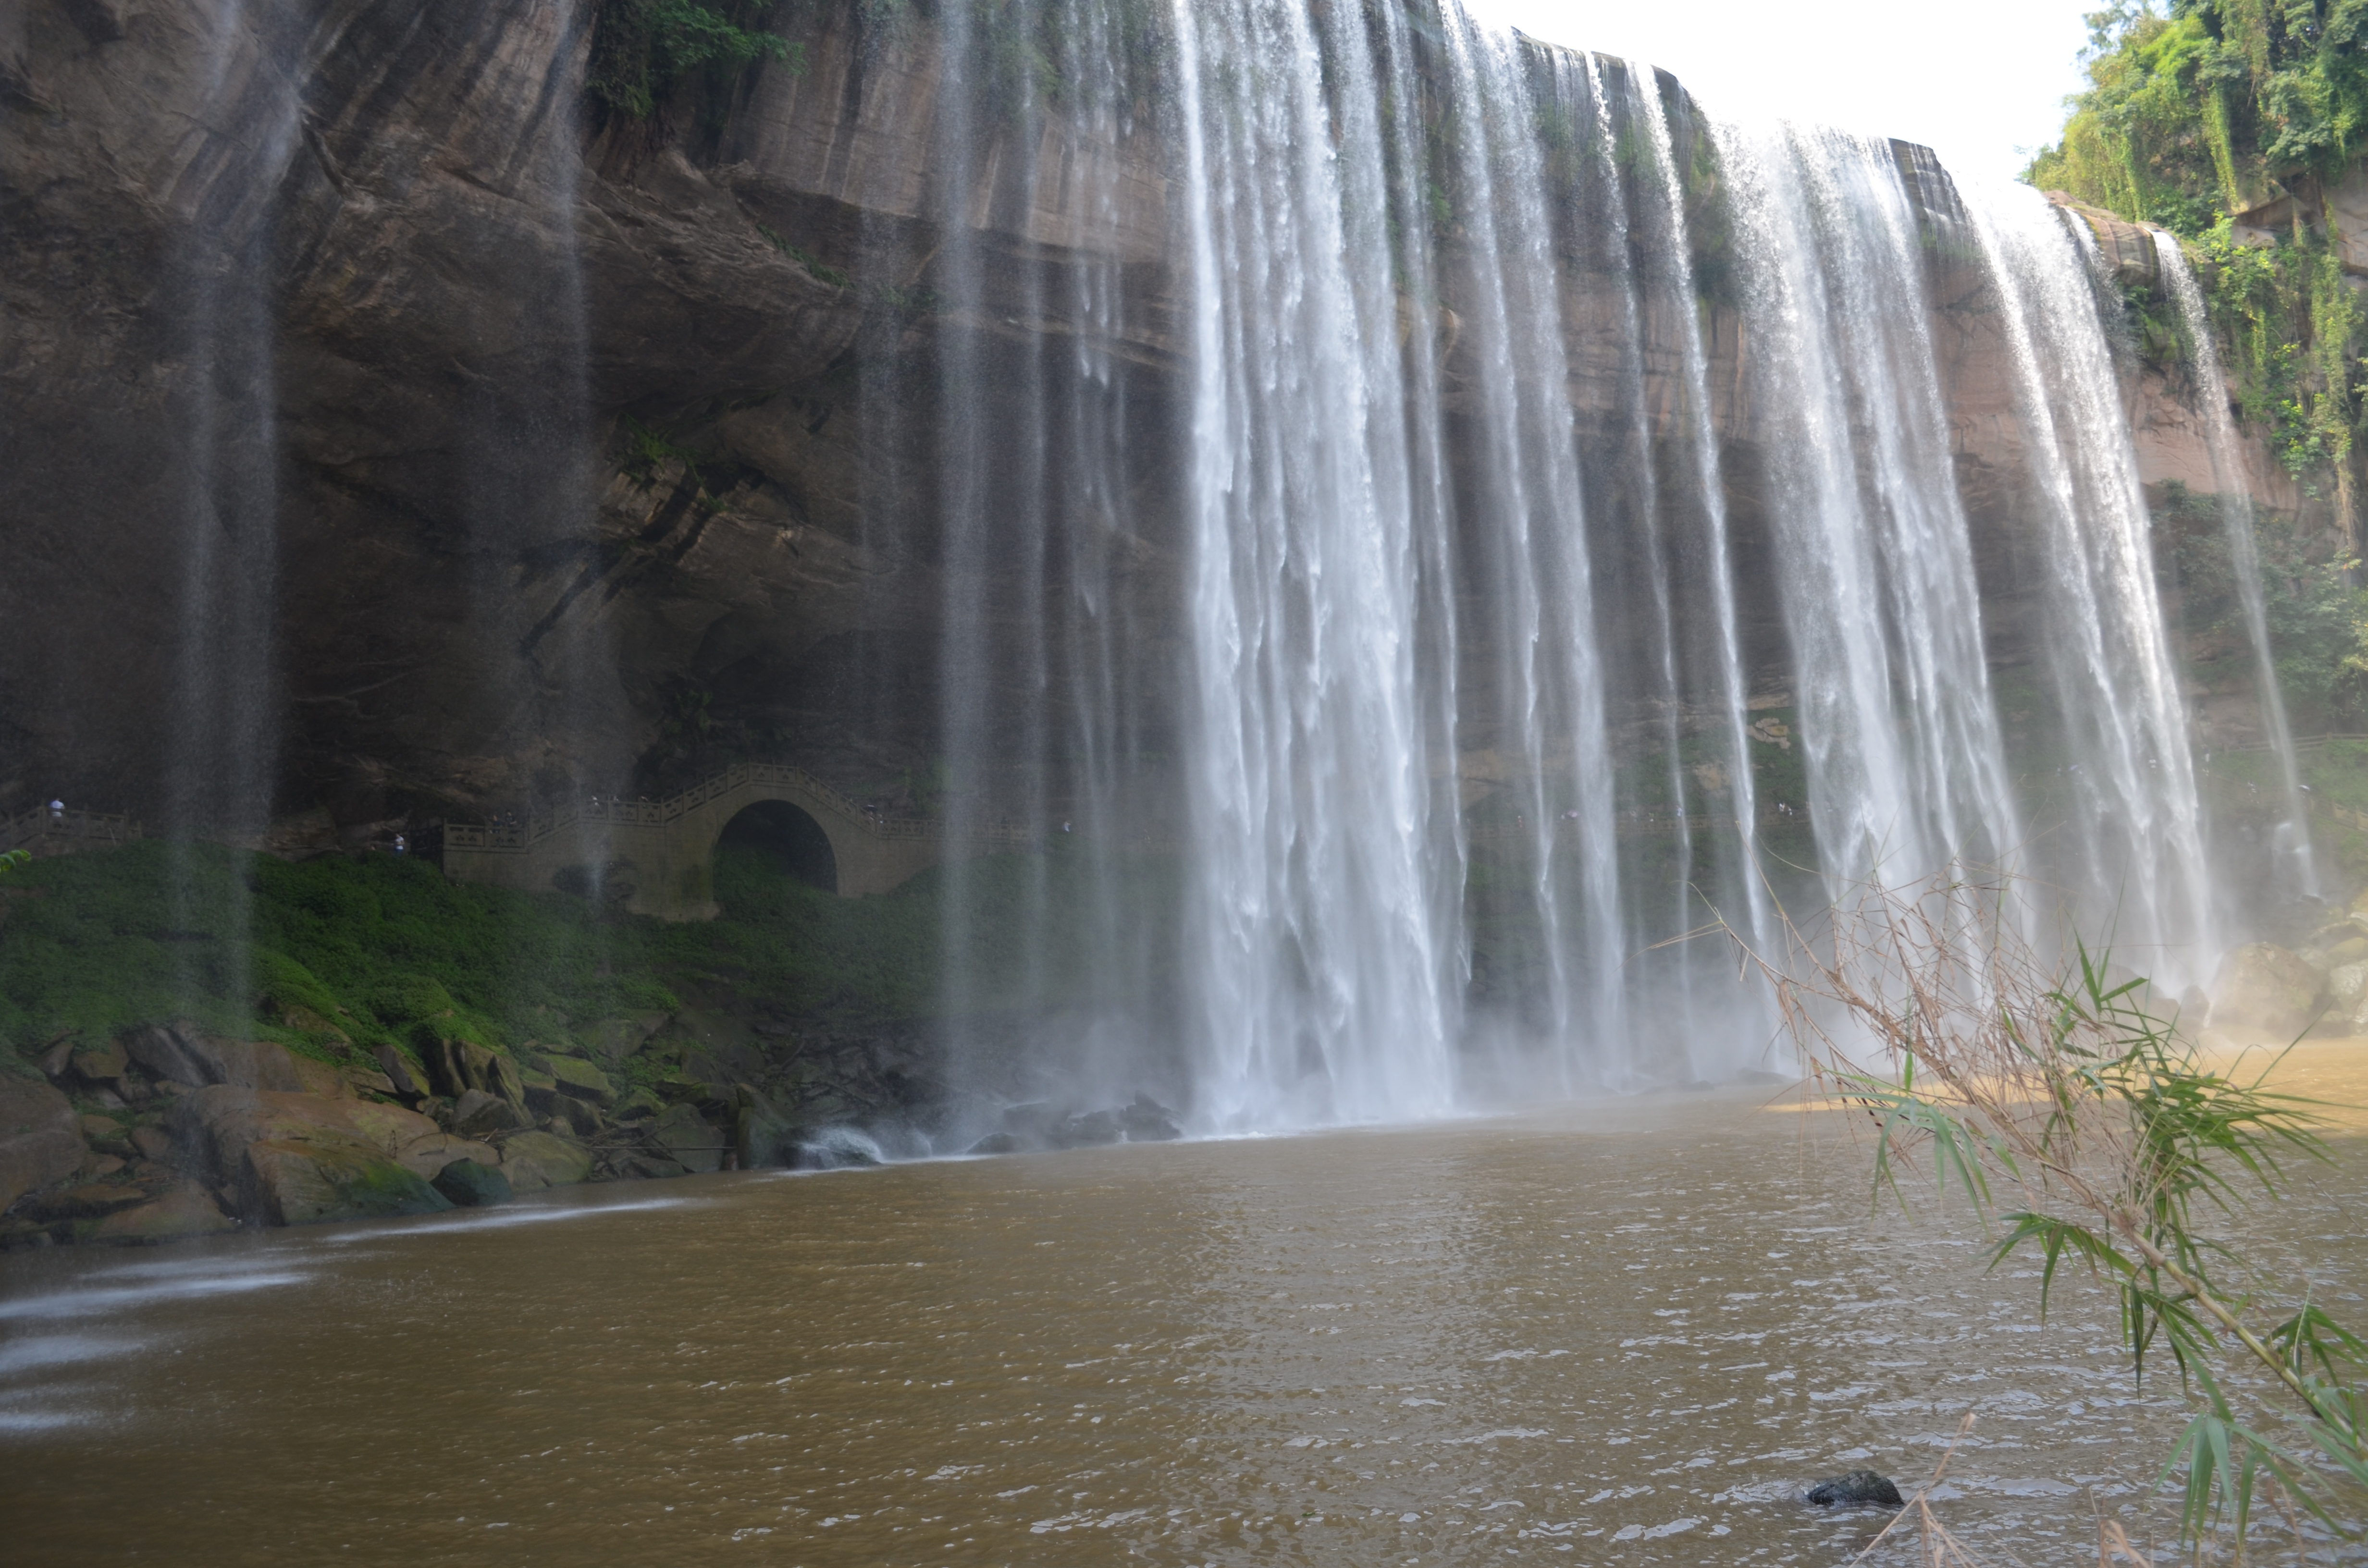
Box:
[0, 0, 2288, 829]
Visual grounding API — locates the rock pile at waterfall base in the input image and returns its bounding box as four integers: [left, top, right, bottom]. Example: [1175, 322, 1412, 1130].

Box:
[965, 1094, 1184, 1154]
[2204, 891, 2368, 1036]
[0, 1006, 958, 1248]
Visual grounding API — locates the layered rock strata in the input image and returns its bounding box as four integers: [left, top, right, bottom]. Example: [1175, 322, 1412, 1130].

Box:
[0, 0, 2300, 833]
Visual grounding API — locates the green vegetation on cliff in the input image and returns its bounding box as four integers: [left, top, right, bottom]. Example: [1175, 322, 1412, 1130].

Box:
[2029, 1, 2368, 225]
[2031, 4, 2368, 502]
[0, 837, 1165, 1076]
[589, 0, 803, 124]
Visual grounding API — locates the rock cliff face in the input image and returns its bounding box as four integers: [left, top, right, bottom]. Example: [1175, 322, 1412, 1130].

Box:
[0, 0, 2292, 833]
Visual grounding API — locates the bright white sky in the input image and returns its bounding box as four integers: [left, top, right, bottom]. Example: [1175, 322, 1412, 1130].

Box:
[1466, 0, 2099, 187]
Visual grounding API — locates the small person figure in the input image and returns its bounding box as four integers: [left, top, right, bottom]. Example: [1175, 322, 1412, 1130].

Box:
[48, 798, 62, 821]
[393, 833, 407, 857]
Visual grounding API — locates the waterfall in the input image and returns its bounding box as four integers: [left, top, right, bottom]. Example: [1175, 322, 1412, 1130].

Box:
[2156, 234, 2319, 899]
[1172, 0, 1457, 1127]
[912, 0, 1176, 1101]
[67, 0, 2238, 1127]
[1966, 190, 2215, 976]
[160, 0, 307, 1019]
[1714, 124, 2024, 906]
[960, 0, 2229, 1126]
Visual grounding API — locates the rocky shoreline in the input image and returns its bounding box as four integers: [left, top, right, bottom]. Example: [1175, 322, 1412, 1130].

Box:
[0, 1011, 1183, 1249]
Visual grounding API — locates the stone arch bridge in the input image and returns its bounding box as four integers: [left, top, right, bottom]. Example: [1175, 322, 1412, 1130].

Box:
[441, 763, 1031, 920]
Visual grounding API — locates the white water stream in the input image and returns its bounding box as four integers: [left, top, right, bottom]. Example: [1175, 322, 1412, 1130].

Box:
[886, 0, 2228, 1127]
[143, 0, 2230, 1130]
[2156, 233, 2319, 898]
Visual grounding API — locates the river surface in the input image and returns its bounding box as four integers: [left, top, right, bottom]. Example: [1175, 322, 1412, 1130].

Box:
[8, 1067, 2368, 1566]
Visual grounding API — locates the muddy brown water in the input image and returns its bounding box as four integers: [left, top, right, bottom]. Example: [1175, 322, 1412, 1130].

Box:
[7, 1065, 2368, 1566]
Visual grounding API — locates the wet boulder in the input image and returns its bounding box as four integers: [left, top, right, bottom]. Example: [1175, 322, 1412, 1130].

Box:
[1120, 1094, 1184, 1141]
[0, 1075, 84, 1212]
[1062, 1109, 1123, 1147]
[373, 1044, 427, 1102]
[243, 1137, 451, 1225]
[120, 1024, 302, 1091]
[26, 1180, 149, 1222]
[1804, 1470, 1903, 1508]
[611, 1086, 663, 1124]
[976, 1097, 1183, 1153]
[416, 1035, 527, 1108]
[451, 1088, 524, 1137]
[2209, 943, 2325, 1036]
[68, 1039, 129, 1089]
[731, 1083, 799, 1168]
[79, 1114, 133, 1159]
[432, 1156, 512, 1207]
[208, 1038, 305, 1092]
[496, 1129, 593, 1191]
[120, 1023, 211, 1086]
[539, 1054, 616, 1109]
[652, 1102, 726, 1173]
[582, 1013, 670, 1066]
[81, 1186, 237, 1244]
[393, 1131, 498, 1177]
[164, 1084, 450, 1225]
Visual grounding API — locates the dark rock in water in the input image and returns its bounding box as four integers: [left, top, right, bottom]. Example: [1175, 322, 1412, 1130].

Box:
[650, 1103, 726, 1174]
[1118, 1094, 1184, 1141]
[1804, 1470, 1903, 1508]
[1058, 1109, 1123, 1148]
[732, 1083, 799, 1168]
[974, 1095, 1184, 1153]
[999, 1102, 1066, 1139]
[432, 1157, 511, 1207]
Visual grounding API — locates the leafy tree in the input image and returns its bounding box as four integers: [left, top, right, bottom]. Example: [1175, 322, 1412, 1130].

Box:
[2031, 1, 2368, 225]
[588, 0, 802, 123]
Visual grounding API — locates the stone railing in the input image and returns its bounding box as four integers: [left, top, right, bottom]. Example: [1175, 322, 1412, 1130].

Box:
[2208, 732, 2368, 758]
[0, 807, 143, 855]
[2195, 734, 2368, 834]
[444, 761, 1034, 853]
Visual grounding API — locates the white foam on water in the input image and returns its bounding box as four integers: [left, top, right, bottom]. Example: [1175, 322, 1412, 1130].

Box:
[0, 1270, 309, 1322]
[317, 1195, 704, 1243]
